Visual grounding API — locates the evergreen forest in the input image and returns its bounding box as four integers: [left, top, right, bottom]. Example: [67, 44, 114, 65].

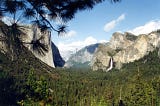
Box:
[0, 46, 160, 106]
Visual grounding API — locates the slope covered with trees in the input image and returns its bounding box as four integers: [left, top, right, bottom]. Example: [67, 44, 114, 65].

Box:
[1, 42, 160, 105]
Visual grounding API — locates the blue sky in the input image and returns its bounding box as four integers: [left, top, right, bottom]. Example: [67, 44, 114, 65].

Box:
[53, 0, 160, 59]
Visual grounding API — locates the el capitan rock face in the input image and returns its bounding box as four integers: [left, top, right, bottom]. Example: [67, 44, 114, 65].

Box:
[21, 25, 66, 68]
[92, 31, 160, 71]
[0, 21, 65, 68]
[22, 25, 55, 68]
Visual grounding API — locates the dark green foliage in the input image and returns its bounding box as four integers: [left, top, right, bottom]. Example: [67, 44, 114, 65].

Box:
[119, 100, 125, 106]
[26, 69, 49, 100]
[0, 38, 55, 105]
[0, 38, 160, 105]
[30, 35, 49, 56]
[0, 71, 18, 105]
[124, 74, 156, 106]
[70, 61, 91, 69]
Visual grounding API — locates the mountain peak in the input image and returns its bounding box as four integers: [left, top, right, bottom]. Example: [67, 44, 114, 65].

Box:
[65, 43, 100, 68]
[92, 30, 160, 71]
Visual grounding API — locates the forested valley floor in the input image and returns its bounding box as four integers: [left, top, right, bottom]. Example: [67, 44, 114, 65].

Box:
[0, 49, 160, 106]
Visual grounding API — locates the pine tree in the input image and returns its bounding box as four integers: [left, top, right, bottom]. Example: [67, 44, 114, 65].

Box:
[126, 68, 156, 106]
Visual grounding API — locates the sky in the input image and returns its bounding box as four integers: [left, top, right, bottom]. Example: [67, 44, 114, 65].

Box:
[50, 0, 160, 60]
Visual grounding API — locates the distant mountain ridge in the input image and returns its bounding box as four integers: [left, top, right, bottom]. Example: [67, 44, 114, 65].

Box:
[62, 30, 160, 70]
[65, 43, 100, 68]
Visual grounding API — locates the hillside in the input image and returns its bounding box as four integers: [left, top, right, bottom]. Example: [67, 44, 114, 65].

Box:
[0, 21, 58, 105]
[1, 38, 160, 106]
[0, 45, 60, 105]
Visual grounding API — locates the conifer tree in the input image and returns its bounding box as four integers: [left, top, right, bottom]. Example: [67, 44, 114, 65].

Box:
[126, 68, 156, 106]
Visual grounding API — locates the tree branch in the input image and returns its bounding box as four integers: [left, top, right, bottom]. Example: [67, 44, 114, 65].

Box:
[26, 0, 58, 32]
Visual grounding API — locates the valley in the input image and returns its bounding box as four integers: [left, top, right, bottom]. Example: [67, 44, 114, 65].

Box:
[1, 0, 160, 105]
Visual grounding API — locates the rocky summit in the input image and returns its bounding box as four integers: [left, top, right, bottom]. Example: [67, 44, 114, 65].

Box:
[92, 31, 160, 71]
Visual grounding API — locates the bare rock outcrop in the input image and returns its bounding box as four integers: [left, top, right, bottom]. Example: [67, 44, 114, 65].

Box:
[92, 31, 160, 71]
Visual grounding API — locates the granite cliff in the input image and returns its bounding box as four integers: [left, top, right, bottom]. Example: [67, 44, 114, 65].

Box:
[0, 21, 65, 68]
[92, 31, 160, 71]
[22, 25, 55, 67]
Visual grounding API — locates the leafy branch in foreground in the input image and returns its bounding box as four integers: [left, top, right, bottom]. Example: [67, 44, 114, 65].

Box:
[0, 0, 120, 35]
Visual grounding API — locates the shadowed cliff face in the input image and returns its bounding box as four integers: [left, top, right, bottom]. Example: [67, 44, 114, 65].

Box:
[92, 31, 160, 71]
[51, 42, 65, 67]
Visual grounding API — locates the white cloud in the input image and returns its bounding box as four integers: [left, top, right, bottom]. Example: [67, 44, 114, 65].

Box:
[59, 30, 77, 38]
[104, 13, 125, 32]
[84, 36, 97, 46]
[66, 30, 77, 37]
[58, 36, 97, 52]
[128, 20, 160, 35]
[99, 40, 108, 43]
[57, 36, 107, 60]
[117, 14, 125, 22]
[104, 20, 116, 32]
